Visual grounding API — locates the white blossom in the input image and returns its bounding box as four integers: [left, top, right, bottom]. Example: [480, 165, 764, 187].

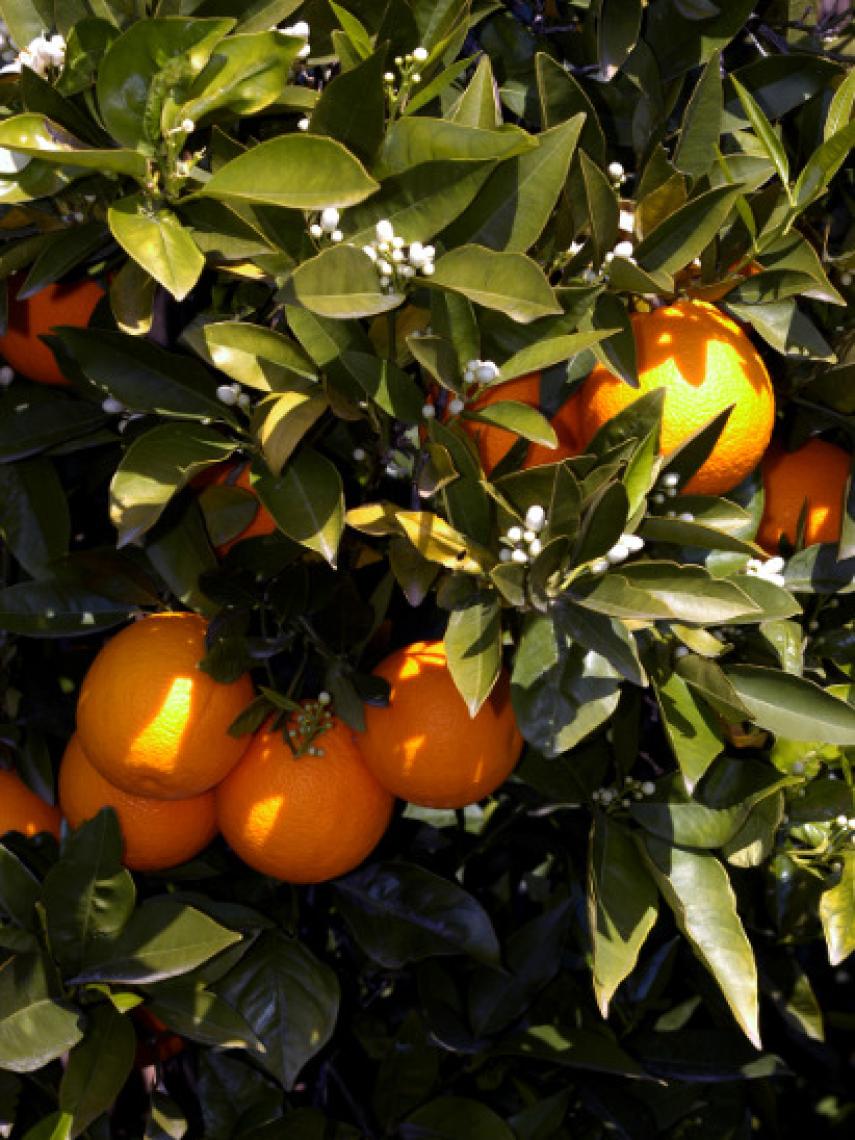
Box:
[320, 207, 340, 232]
[216, 385, 238, 406]
[375, 219, 395, 243]
[0, 365, 14, 387]
[525, 505, 547, 533]
[448, 397, 464, 415]
[613, 239, 635, 259]
[0, 145, 30, 174]
[101, 396, 125, 415]
[297, 117, 310, 131]
[412, 46, 429, 62]
[607, 161, 625, 179]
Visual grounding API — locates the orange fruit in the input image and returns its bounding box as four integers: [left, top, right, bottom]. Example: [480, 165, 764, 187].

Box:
[216, 706, 393, 882]
[0, 275, 104, 386]
[357, 640, 523, 809]
[132, 1008, 186, 1066]
[461, 373, 581, 474]
[59, 735, 217, 872]
[756, 438, 851, 553]
[573, 299, 775, 495]
[0, 768, 61, 839]
[196, 460, 277, 554]
[76, 612, 254, 800]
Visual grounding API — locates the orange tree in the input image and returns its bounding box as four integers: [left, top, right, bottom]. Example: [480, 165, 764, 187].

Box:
[0, 1, 854, 1136]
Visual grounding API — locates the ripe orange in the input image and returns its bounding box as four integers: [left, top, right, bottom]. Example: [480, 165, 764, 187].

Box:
[573, 299, 775, 495]
[216, 706, 394, 882]
[461, 373, 581, 474]
[76, 612, 254, 800]
[357, 640, 523, 808]
[196, 460, 277, 554]
[0, 768, 61, 839]
[0, 275, 104, 386]
[59, 735, 217, 872]
[756, 438, 851, 553]
[132, 1008, 186, 1066]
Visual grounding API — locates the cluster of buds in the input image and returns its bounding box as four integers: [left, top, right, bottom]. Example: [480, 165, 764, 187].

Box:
[215, 382, 252, 413]
[498, 505, 547, 565]
[593, 776, 656, 808]
[309, 206, 344, 244]
[362, 220, 435, 292]
[745, 555, 786, 587]
[287, 692, 333, 758]
[278, 20, 311, 59]
[651, 471, 681, 505]
[590, 532, 645, 575]
[384, 46, 429, 104]
[0, 30, 65, 76]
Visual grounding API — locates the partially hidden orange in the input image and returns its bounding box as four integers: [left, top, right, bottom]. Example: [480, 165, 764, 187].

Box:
[573, 299, 775, 495]
[59, 735, 217, 871]
[76, 612, 254, 800]
[195, 460, 277, 555]
[0, 768, 61, 839]
[0, 275, 104, 386]
[756, 438, 851, 553]
[216, 706, 394, 882]
[358, 640, 523, 809]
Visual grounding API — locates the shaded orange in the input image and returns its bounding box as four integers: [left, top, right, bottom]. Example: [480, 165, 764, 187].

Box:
[0, 768, 60, 839]
[462, 373, 581, 474]
[216, 713, 393, 882]
[0, 275, 104, 386]
[76, 612, 254, 800]
[573, 299, 775, 495]
[357, 640, 523, 809]
[59, 735, 217, 872]
[756, 438, 851, 553]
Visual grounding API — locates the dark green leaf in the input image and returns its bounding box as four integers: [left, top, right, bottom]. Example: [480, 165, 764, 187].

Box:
[0, 954, 84, 1073]
[634, 185, 744, 275]
[59, 1003, 135, 1138]
[254, 449, 344, 565]
[280, 245, 404, 319]
[0, 458, 69, 577]
[429, 246, 561, 324]
[673, 51, 723, 180]
[401, 1097, 514, 1140]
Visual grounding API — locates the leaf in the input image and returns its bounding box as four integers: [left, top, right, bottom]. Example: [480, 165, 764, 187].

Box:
[448, 55, 500, 128]
[70, 898, 241, 985]
[200, 134, 379, 208]
[589, 818, 659, 1016]
[0, 578, 138, 638]
[463, 400, 556, 448]
[673, 51, 723, 180]
[642, 838, 760, 1047]
[535, 53, 605, 163]
[634, 185, 744, 275]
[181, 29, 305, 123]
[109, 423, 236, 547]
[308, 47, 386, 164]
[378, 118, 535, 177]
[819, 855, 855, 967]
[335, 862, 501, 969]
[0, 844, 41, 930]
[0, 458, 69, 578]
[655, 669, 723, 790]
[0, 114, 148, 178]
[108, 196, 204, 302]
[444, 594, 502, 716]
[253, 449, 344, 565]
[251, 389, 328, 476]
[499, 329, 615, 382]
[579, 150, 619, 266]
[724, 666, 855, 744]
[215, 932, 339, 1089]
[401, 1098, 514, 1140]
[340, 352, 424, 422]
[0, 954, 84, 1073]
[41, 810, 135, 979]
[346, 502, 489, 575]
[731, 76, 790, 191]
[792, 119, 855, 212]
[0, 388, 108, 462]
[428, 246, 561, 324]
[825, 65, 855, 141]
[280, 245, 404, 319]
[144, 983, 264, 1052]
[598, 0, 642, 80]
[18, 224, 109, 299]
[58, 1003, 135, 1138]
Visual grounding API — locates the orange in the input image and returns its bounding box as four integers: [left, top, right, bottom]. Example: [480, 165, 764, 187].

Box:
[0, 768, 61, 839]
[573, 299, 775, 495]
[461, 373, 581, 474]
[59, 735, 217, 872]
[756, 438, 851, 553]
[357, 640, 523, 808]
[196, 460, 277, 554]
[0, 275, 104, 386]
[132, 1008, 186, 1067]
[216, 706, 393, 882]
[76, 612, 254, 800]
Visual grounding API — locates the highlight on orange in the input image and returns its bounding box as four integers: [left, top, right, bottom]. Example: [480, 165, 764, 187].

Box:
[0, 768, 61, 839]
[757, 438, 851, 553]
[59, 735, 218, 872]
[195, 460, 278, 554]
[357, 640, 523, 809]
[573, 299, 775, 496]
[76, 612, 255, 800]
[0, 274, 104, 386]
[461, 372, 582, 475]
[216, 704, 394, 883]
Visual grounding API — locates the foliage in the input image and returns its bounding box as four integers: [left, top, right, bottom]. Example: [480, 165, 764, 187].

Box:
[0, 0, 854, 1136]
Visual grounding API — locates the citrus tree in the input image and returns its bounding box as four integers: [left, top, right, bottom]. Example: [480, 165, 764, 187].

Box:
[1, 0, 854, 1136]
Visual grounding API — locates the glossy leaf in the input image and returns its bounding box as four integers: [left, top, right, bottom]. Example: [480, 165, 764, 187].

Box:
[254, 448, 345, 565]
[0, 954, 84, 1073]
[0, 458, 69, 578]
[108, 195, 204, 302]
[428, 246, 561, 324]
[673, 51, 723, 180]
[634, 185, 744, 275]
[0, 114, 148, 178]
[444, 594, 502, 716]
[819, 855, 855, 967]
[724, 666, 855, 744]
[281, 245, 404, 319]
[58, 1003, 135, 1137]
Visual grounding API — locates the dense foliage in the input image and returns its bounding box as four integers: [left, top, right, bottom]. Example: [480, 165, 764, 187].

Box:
[0, 0, 854, 1136]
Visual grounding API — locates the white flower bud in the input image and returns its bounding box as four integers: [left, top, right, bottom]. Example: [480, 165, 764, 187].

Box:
[623, 533, 644, 553]
[392, 236, 405, 249]
[524, 504, 546, 533]
[506, 525, 523, 543]
[448, 397, 464, 415]
[678, 512, 695, 522]
[362, 244, 377, 261]
[499, 548, 512, 562]
[375, 219, 395, 243]
[181, 118, 195, 133]
[606, 542, 630, 564]
[591, 557, 610, 575]
[528, 538, 542, 557]
[411, 72, 421, 83]
[0, 365, 14, 387]
[297, 117, 310, 131]
[837, 814, 849, 827]
[376, 259, 392, 275]
[413, 47, 428, 62]
[523, 530, 536, 544]
[511, 548, 529, 564]
[421, 403, 436, 418]
[607, 161, 625, 179]
[662, 472, 680, 488]
[216, 385, 238, 406]
[613, 240, 635, 259]
[618, 208, 635, 233]
[383, 71, 395, 82]
[326, 229, 342, 243]
[237, 393, 251, 411]
[298, 43, 311, 59]
[352, 447, 366, 461]
[420, 262, 435, 276]
[399, 265, 416, 278]
[391, 248, 405, 263]
[102, 396, 125, 415]
[642, 781, 655, 796]
[422, 245, 436, 261]
[320, 207, 340, 232]
[474, 361, 499, 383]
[309, 223, 323, 238]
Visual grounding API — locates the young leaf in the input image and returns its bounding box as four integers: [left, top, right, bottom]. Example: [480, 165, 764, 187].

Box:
[108, 195, 204, 302]
[730, 76, 790, 191]
[444, 594, 502, 716]
[819, 855, 855, 967]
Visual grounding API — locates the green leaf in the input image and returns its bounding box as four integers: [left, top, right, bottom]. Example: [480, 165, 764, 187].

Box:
[444, 595, 502, 716]
[792, 119, 855, 212]
[340, 351, 424, 423]
[215, 932, 339, 1090]
[428, 246, 561, 324]
[499, 329, 615, 382]
[41, 810, 135, 979]
[58, 1004, 135, 1138]
[673, 51, 723, 180]
[401, 1098, 514, 1140]
[579, 151, 619, 266]
[731, 76, 790, 190]
[200, 134, 380, 209]
[18, 224, 109, 300]
[335, 862, 500, 969]
[377, 118, 536, 177]
[655, 669, 724, 790]
[280, 245, 403, 319]
[463, 400, 556, 448]
[185, 320, 316, 391]
[642, 838, 760, 1047]
[144, 983, 264, 1052]
[309, 47, 386, 164]
[448, 54, 501, 129]
[0, 458, 69, 578]
[109, 422, 236, 547]
[181, 29, 304, 123]
[251, 388, 328, 476]
[108, 196, 204, 303]
[589, 818, 659, 1016]
[0, 954, 84, 1073]
[0, 114, 148, 178]
[819, 855, 855, 967]
[535, 52, 605, 163]
[0, 388, 108, 463]
[0, 844, 41, 930]
[346, 502, 489, 575]
[825, 66, 855, 141]
[253, 449, 345, 565]
[724, 666, 855, 744]
[597, 0, 642, 80]
[0, 578, 137, 638]
[634, 185, 744, 275]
